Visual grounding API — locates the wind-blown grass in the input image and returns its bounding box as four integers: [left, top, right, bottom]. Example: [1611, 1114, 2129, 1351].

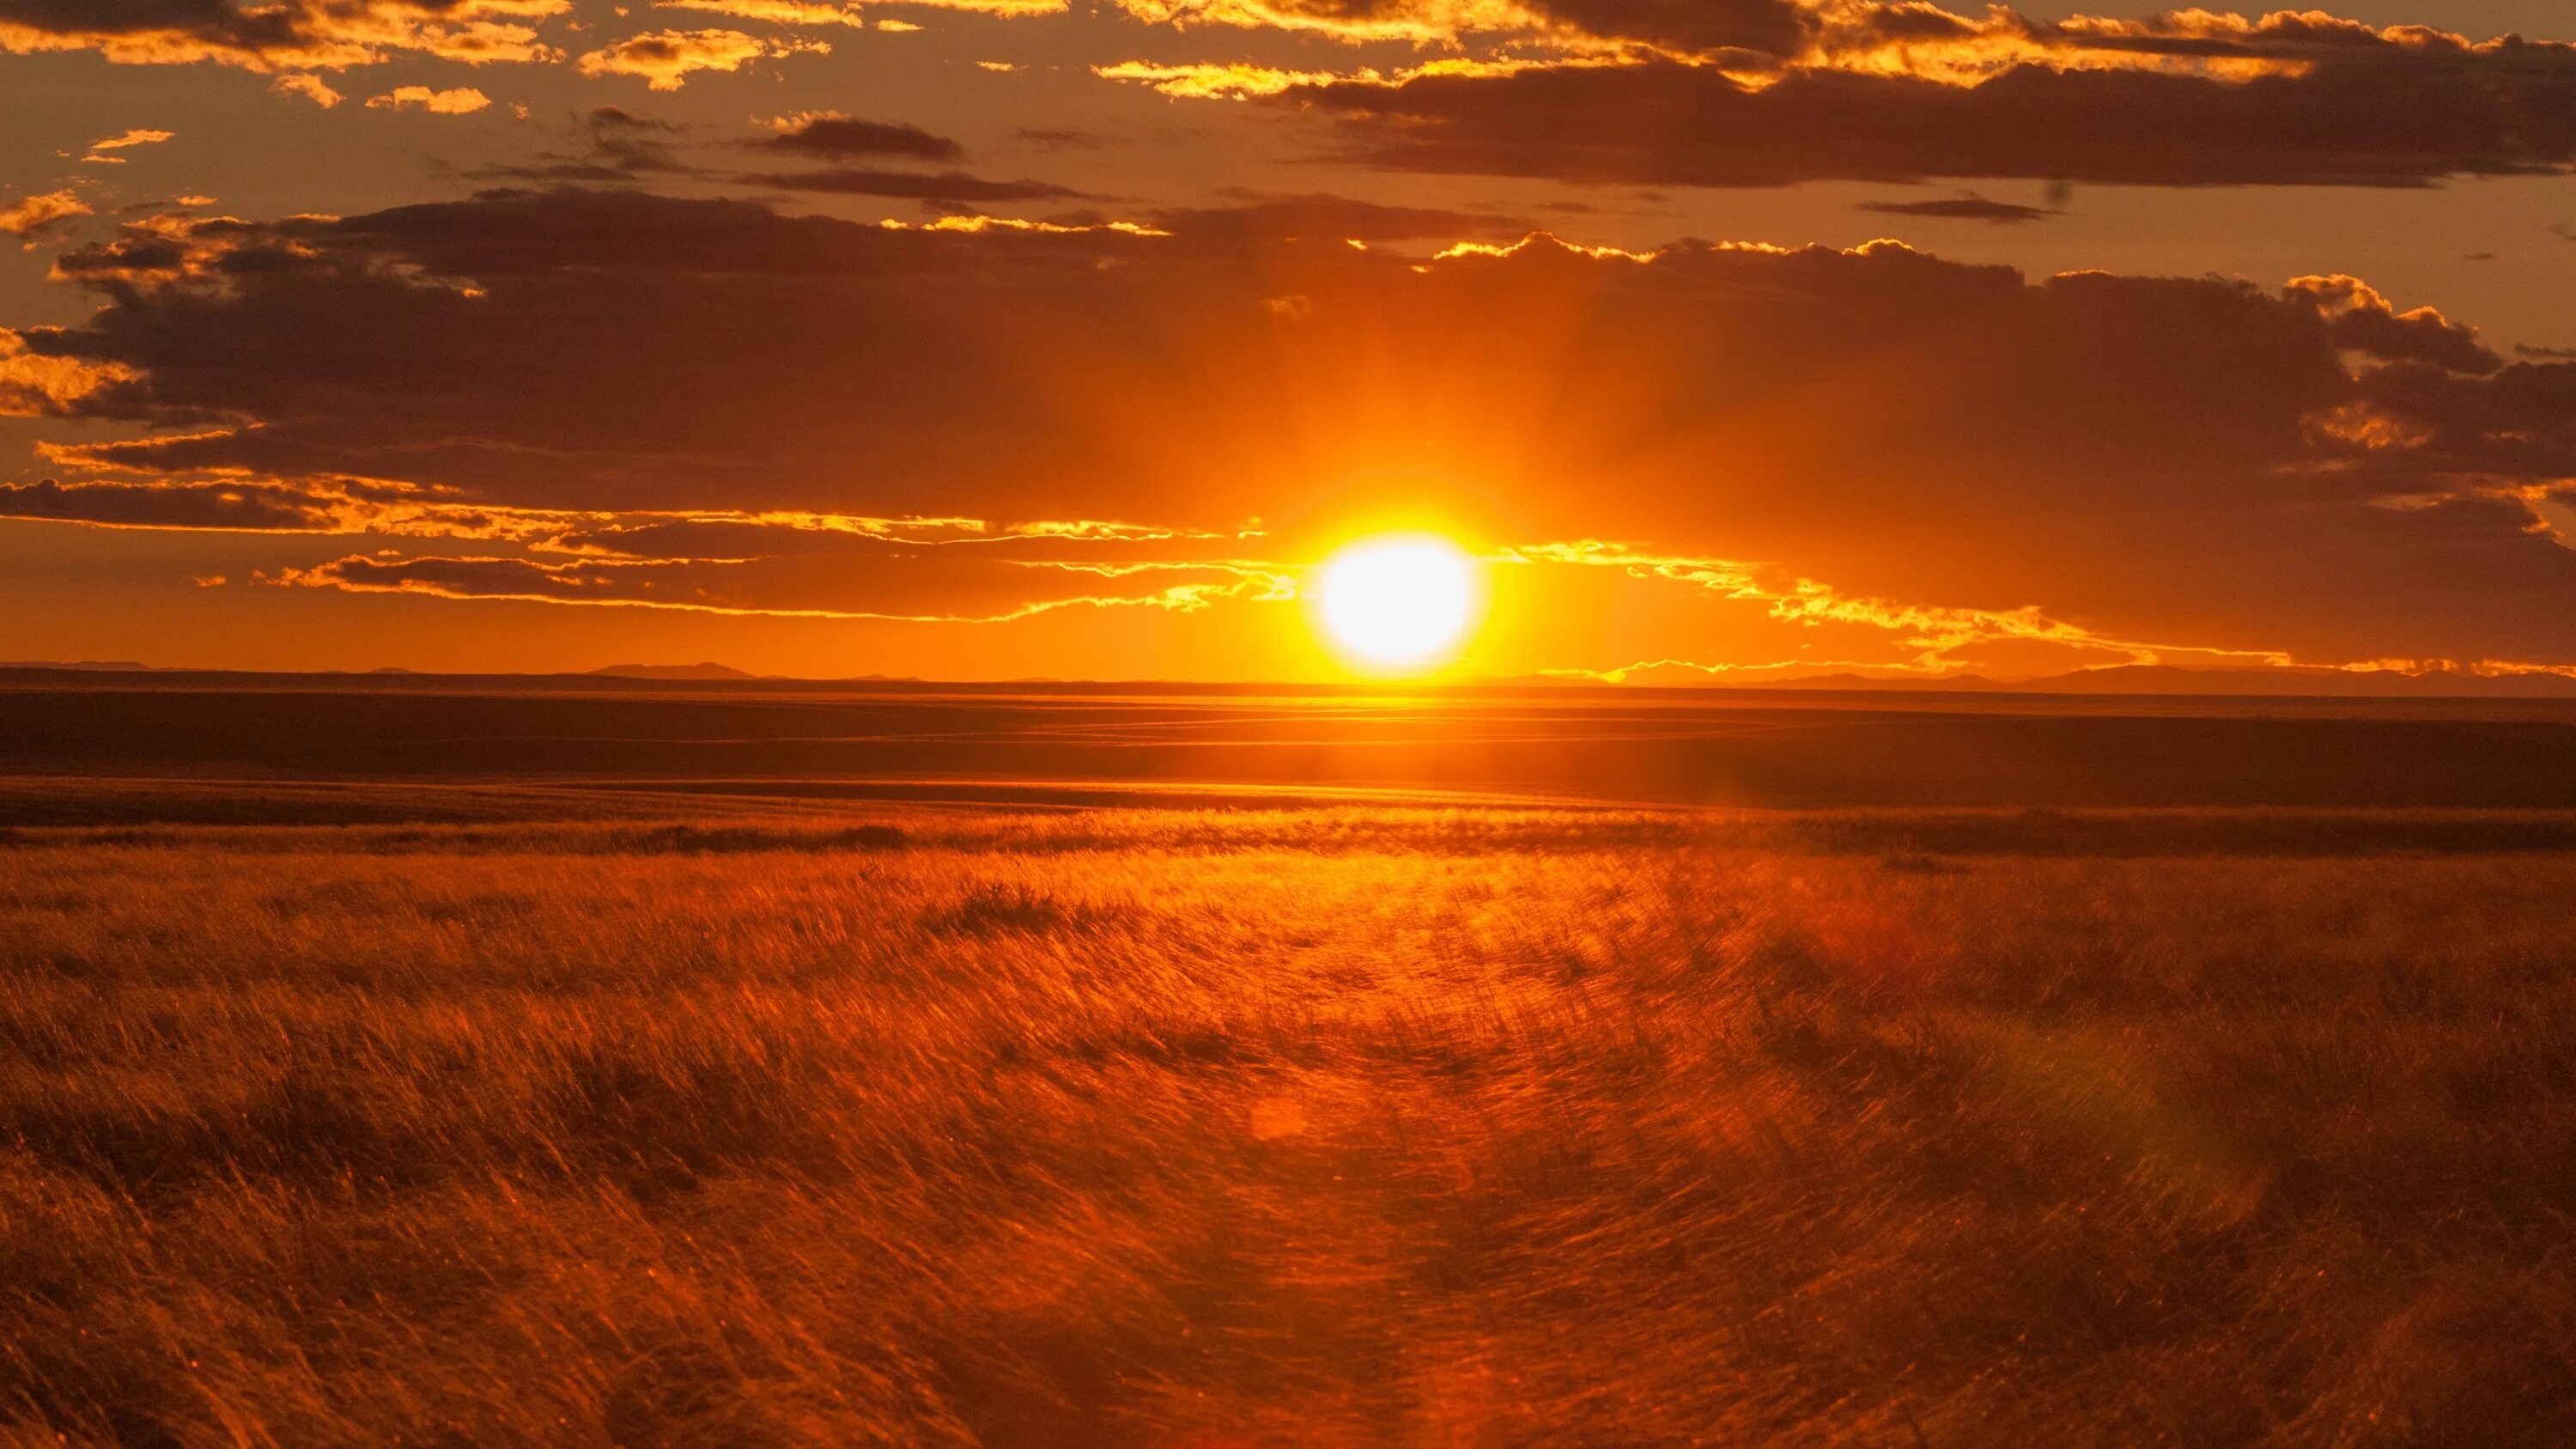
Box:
[3, 807, 2573, 1445]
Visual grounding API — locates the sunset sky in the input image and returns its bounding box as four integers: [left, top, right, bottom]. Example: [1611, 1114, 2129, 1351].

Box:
[3, 0, 2573, 681]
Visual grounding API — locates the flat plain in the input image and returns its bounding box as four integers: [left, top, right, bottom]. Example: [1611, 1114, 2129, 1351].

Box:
[4, 679, 2574, 1446]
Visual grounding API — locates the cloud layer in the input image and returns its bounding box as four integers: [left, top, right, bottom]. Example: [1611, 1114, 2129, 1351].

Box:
[0, 0, 565, 69]
[1093, 4, 2576, 189]
[1264, 28, 2576, 188]
[3, 0, 2574, 677]
[5, 186, 2572, 675]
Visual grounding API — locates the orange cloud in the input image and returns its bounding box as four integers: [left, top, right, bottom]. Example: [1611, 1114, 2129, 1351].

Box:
[0, 0, 566, 71]
[1510, 539, 2298, 676]
[0, 190, 88, 244]
[1106, 0, 1806, 54]
[78, 127, 174, 164]
[16, 188, 2576, 673]
[366, 85, 494, 113]
[575, 27, 827, 88]
[0, 329, 137, 416]
[1111, 5, 2576, 189]
[659, 0, 1065, 20]
[270, 73, 344, 106]
[1111, 0, 1536, 46]
[1096, 54, 1575, 99]
[270, 552, 1290, 623]
[1092, 60, 1349, 99]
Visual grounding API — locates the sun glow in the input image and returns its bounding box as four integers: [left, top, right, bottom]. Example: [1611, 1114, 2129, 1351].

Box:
[1311, 533, 1481, 671]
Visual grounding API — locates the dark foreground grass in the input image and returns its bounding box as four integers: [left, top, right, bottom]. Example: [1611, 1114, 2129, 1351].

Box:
[3, 806, 2574, 1446]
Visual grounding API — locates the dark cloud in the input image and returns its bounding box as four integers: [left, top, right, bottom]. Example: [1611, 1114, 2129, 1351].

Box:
[273, 550, 1284, 621]
[2348, 354, 2576, 483]
[753, 115, 963, 163]
[590, 107, 677, 132]
[1145, 192, 1519, 243]
[2287, 274, 2501, 376]
[1113, 0, 1809, 58]
[14, 187, 2576, 667]
[741, 168, 1088, 204]
[573, 28, 819, 91]
[1520, 0, 1809, 57]
[1858, 194, 2056, 224]
[0, 477, 350, 531]
[476, 107, 696, 183]
[1280, 32, 2576, 189]
[0, 0, 558, 67]
[1015, 126, 1109, 151]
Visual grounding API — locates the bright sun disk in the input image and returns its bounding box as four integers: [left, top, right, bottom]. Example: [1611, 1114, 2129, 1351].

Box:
[1312, 533, 1479, 670]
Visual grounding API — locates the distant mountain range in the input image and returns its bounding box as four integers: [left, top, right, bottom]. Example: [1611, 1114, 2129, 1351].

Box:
[587, 662, 762, 680]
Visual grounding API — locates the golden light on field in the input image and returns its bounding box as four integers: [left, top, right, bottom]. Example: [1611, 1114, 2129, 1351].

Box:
[1310, 533, 1482, 672]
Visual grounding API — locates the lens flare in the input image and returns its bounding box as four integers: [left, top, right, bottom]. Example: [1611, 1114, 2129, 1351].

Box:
[1312, 533, 1480, 670]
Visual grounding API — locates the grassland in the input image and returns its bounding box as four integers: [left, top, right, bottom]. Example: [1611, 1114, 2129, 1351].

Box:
[4, 799, 2575, 1446]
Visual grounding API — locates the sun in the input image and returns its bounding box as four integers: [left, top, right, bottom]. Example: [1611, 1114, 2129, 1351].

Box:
[1311, 533, 1482, 672]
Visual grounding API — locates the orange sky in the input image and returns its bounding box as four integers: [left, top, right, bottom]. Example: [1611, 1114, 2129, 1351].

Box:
[3, 0, 2574, 682]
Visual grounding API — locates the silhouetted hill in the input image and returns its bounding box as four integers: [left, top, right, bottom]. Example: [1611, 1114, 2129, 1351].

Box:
[587, 662, 760, 681]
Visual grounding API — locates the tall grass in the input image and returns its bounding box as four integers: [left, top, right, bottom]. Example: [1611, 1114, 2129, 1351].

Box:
[3, 810, 2573, 1445]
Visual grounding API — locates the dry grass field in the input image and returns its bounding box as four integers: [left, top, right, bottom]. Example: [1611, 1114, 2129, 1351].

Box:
[5, 798, 2576, 1446]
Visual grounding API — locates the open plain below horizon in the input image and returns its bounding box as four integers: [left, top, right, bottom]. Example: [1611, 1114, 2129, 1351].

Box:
[4, 678, 2575, 1446]
[11, 670, 2576, 812]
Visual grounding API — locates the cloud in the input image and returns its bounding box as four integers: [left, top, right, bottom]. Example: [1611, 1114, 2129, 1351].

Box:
[1146, 191, 1523, 243]
[2286, 274, 2500, 375]
[367, 85, 492, 113]
[0, 0, 566, 70]
[80, 127, 174, 164]
[1110, 0, 2571, 82]
[270, 73, 343, 106]
[88, 127, 173, 152]
[1517, 0, 1806, 56]
[0, 190, 88, 244]
[0, 476, 374, 531]
[14, 187, 2576, 671]
[1091, 54, 1571, 100]
[1103, 7, 2576, 190]
[475, 106, 696, 180]
[653, 0, 876, 24]
[754, 113, 961, 162]
[1286, 46, 2576, 188]
[1109, 0, 1536, 46]
[1858, 193, 2055, 224]
[1100, 0, 1806, 53]
[656, 0, 1066, 21]
[741, 167, 1086, 204]
[0, 328, 137, 415]
[0, 473, 1242, 555]
[0, 471, 1291, 620]
[271, 551, 1287, 621]
[1017, 126, 1109, 150]
[574, 28, 825, 89]
[1510, 539, 2301, 678]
